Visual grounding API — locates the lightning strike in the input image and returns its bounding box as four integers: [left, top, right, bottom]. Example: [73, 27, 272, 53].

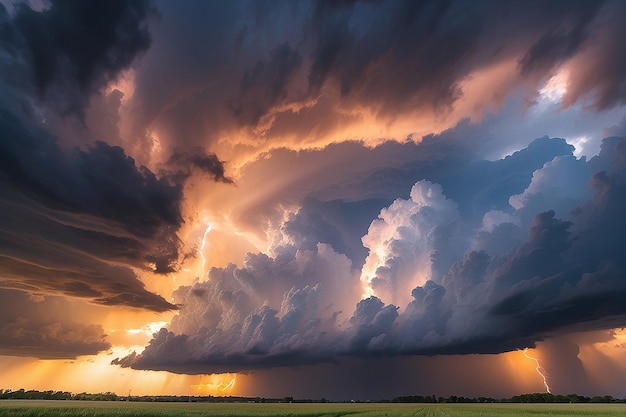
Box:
[220, 377, 236, 392]
[190, 375, 236, 395]
[523, 347, 551, 393]
[198, 224, 213, 279]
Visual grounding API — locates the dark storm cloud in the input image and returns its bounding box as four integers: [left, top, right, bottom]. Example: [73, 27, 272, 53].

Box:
[167, 148, 233, 184]
[305, 0, 620, 116]
[0, 0, 238, 312]
[0, 106, 184, 255]
[0, 0, 153, 117]
[122, 0, 626, 157]
[235, 42, 302, 126]
[0, 290, 110, 359]
[308, 0, 478, 110]
[125, 0, 243, 148]
[0, 76, 182, 310]
[0, 105, 182, 311]
[0, 158, 178, 311]
[76, 141, 184, 235]
[563, 1, 626, 110]
[517, 1, 604, 76]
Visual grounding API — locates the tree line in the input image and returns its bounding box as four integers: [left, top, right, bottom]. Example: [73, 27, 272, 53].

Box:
[386, 393, 624, 403]
[0, 389, 117, 401]
[1, 389, 625, 403]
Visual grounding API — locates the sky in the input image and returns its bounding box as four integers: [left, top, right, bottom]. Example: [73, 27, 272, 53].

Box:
[1, 0, 626, 401]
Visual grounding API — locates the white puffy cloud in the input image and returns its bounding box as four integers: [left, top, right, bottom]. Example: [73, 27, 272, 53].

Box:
[509, 155, 592, 225]
[360, 181, 462, 306]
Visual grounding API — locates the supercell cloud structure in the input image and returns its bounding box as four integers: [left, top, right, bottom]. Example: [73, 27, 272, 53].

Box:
[120, 135, 626, 373]
[1, 0, 626, 385]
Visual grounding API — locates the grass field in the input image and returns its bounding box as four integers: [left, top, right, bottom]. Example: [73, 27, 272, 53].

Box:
[1, 401, 626, 417]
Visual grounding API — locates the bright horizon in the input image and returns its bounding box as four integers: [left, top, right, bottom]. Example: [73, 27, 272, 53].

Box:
[1, 0, 626, 401]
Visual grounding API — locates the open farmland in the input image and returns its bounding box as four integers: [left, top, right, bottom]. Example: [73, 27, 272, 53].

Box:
[1, 401, 626, 417]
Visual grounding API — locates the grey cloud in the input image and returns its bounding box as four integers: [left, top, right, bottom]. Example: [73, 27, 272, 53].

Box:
[126, 0, 244, 149]
[518, 1, 604, 76]
[0, 319, 109, 359]
[122, 0, 626, 160]
[236, 42, 302, 126]
[403, 139, 626, 356]
[306, 0, 621, 117]
[1, 0, 153, 117]
[0, 102, 180, 310]
[233, 132, 572, 279]
[605, 113, 626, 138]
[0, 290, 110, 359]
[282, 197, 388, 268]
[348, 296, 398, 353]
[114, 244, 359, 372]
[509, 154, 592, 227]
[167, 148, 233, 185]
[563, 1, 626, 110]
[308, 0, 478, 111]
[316, 134, 574, 222]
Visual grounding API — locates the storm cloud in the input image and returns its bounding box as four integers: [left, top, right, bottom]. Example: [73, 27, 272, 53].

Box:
[116, 0, 626, 162]
[0, 290, 110, 359]
[2, 0, 626, 399]
[1, 0, 153, 117]
[0, 0, 229, 311]
[116, 133, 626, 374]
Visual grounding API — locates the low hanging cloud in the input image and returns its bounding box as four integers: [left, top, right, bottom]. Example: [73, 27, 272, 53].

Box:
[0, 290, 110, 359]
[0, 1, 232, 311]
[115, 243, 359, 372]
[117, 134, 626, 373]
[0, 110, 182, 311]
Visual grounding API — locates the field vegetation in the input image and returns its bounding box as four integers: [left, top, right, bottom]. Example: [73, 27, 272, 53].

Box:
[2, 400, 626, 417]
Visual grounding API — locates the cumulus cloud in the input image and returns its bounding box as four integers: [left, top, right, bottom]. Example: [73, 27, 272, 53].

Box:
[509, 154, 592, 225]
[115, 243, 358, 372]
[118, 135, 626, 374]
[360, 181, 462, 307]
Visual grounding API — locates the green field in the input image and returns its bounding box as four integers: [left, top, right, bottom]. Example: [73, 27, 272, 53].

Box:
[1, 401, 626, 417]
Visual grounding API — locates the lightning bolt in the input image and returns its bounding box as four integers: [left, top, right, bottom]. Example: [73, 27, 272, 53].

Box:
[198, 224, 213, 279]
[523, 347, 551, 393]
[220, 377, 236, 392]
